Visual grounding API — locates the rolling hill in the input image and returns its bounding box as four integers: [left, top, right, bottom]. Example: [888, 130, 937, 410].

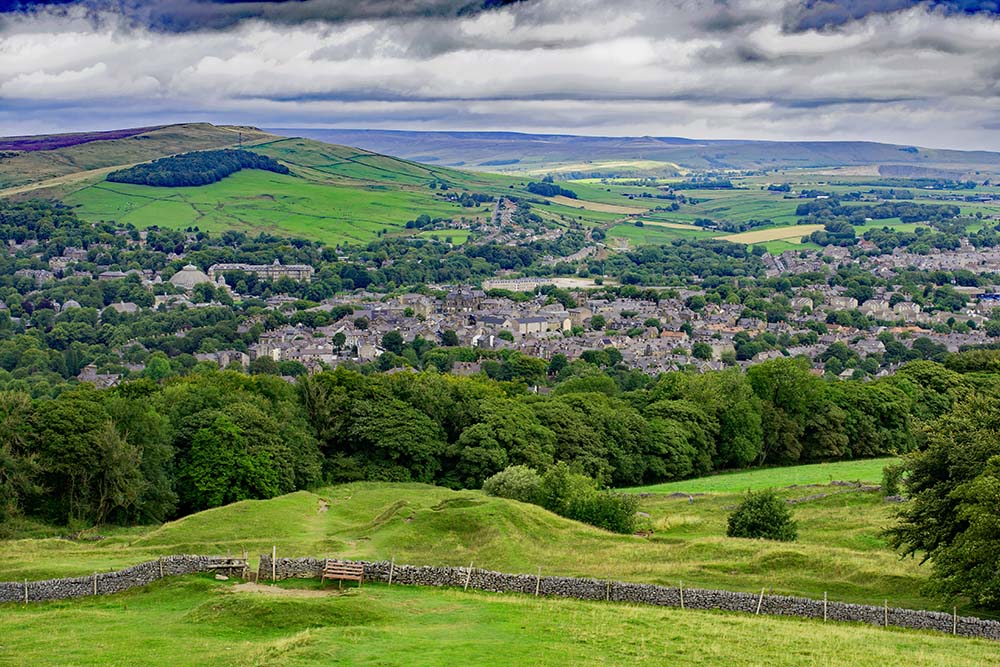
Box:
[0, 123, 277, 195]
[2, 468, 944, 613]
[57, 135, 632, 245]
[272, 128, 1000, 176]
[4, 463, 992, 666]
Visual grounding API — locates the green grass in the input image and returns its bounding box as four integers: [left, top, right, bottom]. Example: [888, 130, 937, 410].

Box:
[626, 458, 894, 494]
[0, 469, 949, 614]
[60, 137, 631, 245]
[0, 123, 274, 191]
[1, 577, 995, 666]
[607, 222, 719, 245]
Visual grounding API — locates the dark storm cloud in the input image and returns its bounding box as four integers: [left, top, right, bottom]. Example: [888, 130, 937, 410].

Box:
[4, 0, 1000, 149]
[0, 0, 528, 31]
[788, 0, 1000, 31]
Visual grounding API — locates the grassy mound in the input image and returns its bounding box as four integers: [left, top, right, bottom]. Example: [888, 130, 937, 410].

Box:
[0, 474, 940, 613]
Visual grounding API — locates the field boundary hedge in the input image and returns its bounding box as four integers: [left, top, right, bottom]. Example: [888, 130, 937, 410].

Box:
[3, 555, 998, 641]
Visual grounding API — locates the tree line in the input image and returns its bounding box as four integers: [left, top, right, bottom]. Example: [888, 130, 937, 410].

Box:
[106, 150, 290, 187]
[0, 355, 972, 531]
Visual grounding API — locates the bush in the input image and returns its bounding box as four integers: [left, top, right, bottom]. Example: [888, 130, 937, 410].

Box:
[727, 489, 797, 541]
[482, 465, 542, 504]
[485, 462, 638, 534]
[565, 491, 638, 534]
[538, 462, 637, 534]
[881, 461, 906, 497]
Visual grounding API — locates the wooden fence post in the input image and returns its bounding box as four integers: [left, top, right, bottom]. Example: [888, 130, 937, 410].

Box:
[535, 567, 541, 596]
[158, 557, 164, 579]
[756, 587, 765, 615]
[388, 558, 395, 586]
[679, 581, 684, 610]
[953, 607, 958, 635]
[823, 592, 827, 622]
[884, 600, 888, 627]
[271, 545, 277, 582]
[606, 580, 611, 602]
[93, 573, 98, 596]
[464, 562, 473, 591]
[23, 579, 28, 604]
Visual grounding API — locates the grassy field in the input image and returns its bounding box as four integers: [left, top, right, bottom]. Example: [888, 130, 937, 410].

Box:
[607, 222, 720, 246]
[626, 458, 894, 494]
[59, 137, 644, 244]
[548, 194, 646, 214]
[0, 123, 275, 191]
[1, 576, 994, 667]
[0, 460, 949, 614]
[719, 224, 823, 244]
[5, 459, 994, 665]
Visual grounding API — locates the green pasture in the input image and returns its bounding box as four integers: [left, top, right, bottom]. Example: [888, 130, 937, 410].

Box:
[66, 170, 481, 246]
[0, 463, 953, 613]
[1, 577, 993, 667]
[626, 458, 894, 494]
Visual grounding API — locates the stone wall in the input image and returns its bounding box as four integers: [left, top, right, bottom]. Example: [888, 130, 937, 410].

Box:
[259, 555, 1000, 641]
[0, 556, 241, 604]
[6, 554, 1000, 641]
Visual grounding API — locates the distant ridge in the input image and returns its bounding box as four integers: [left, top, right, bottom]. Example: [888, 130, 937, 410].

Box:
[268, 128, 1000, 175]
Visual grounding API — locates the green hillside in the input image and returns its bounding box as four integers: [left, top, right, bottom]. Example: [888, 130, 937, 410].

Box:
[0, 123, 276, 192]
[6, 460, 993, 665]
[3, 470, 943, 613]
[61, 137, 609, 245]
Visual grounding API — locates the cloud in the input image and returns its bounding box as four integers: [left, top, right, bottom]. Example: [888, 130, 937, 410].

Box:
[1, 0, 1000, 149]
[0, 0, 529, 32]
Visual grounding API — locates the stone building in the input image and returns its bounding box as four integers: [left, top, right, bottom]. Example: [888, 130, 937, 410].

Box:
[208, 259, 313, 283]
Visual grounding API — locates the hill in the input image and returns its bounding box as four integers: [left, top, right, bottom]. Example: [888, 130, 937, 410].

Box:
[2, 467, 946, 614]
[7, 460, 994, 664]
[0, 123, 277, 195]
[273, 128, 1000, 176]
[59, 136, 613, 245]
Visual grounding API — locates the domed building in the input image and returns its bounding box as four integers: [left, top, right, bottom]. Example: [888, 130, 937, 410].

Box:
[169, 264, 212, 291]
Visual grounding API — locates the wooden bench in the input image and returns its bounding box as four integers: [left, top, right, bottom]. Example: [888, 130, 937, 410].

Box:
[321, 560, 364, 589]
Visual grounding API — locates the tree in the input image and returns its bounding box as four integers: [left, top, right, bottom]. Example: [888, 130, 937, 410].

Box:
[381, 330, 404, 355]
[727, 489, 797, 541]
[886, 395, 1000, 607]
[441, 329, 460, 347]
[482, 465, 541, 503]
[30, 393, 145, 524]
[0, 391, 38, 523]
[691, 342, 713, 360]
[590, 314, 606, 331]
[248, 356, 279, 375]
[143, 352, 172, 382]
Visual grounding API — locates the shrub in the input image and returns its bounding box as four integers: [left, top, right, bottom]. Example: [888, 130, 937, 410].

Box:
[537, 462, 596, 516]
[482, 465, 542, 504]
[727, 489, 797, 541]
[565, 491, 638, 534]
[537, 462, 637, 534]
[881, 461, 906, 497]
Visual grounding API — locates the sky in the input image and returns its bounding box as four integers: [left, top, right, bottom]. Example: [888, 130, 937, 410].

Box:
[2, 0, 1000, 149]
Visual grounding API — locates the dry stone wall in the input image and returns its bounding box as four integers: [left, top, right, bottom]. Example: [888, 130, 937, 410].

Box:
[260, 555, 1000, 641]
[0, 556, 239, 604]
[5, 554, 1000, 641]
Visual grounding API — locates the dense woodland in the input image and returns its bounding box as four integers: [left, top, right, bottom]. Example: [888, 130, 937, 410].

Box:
[0, 353, 979, 530]
[106, 149, 290, 187]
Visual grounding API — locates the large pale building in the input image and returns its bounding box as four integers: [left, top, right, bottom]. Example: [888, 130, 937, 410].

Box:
[208, 259, 313, 283]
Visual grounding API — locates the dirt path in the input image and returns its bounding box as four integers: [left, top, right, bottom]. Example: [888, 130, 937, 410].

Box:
[231, 583, 335, 598]
[0, 165, 126, 198]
